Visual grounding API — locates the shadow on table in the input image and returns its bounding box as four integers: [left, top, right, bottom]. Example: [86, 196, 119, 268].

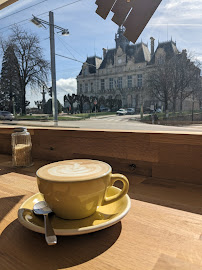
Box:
[0, 219, 122, 270]
[127, 177, 202, 215]
[0, 160, 49, 177]
[0, 195, 24, 223]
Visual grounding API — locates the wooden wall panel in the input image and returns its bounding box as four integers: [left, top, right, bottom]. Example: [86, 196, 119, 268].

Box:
[0, 134, 11, 155]
[31, 130, 157, 163]
[152, 163, 202, 185]
[150, 133, 202, 146]
[161, 144, 202, 168]
[1, 127, 202, 185]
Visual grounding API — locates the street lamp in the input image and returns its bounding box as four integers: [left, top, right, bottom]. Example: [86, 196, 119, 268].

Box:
[31, 12, 69, 126]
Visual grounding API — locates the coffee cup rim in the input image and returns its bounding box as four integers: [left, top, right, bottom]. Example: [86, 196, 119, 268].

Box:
[36, 159, 112, 183]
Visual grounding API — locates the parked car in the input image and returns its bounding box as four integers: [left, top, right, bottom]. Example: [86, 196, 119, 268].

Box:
[0, 111, 14, 121]
[100, 106, 110, 112]
[155, 108, 162, 113]
[116, 108, 127, 115]
[127, 108, 135, 115]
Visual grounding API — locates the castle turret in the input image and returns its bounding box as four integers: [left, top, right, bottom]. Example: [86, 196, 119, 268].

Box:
[115, 26, 130, 51]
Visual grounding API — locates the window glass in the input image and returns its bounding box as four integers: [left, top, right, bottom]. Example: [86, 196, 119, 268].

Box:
[137, 74, 142, 87]
[0, 1, 201, 133]
[109, 78, 114, 90]
[79, 84, 82, 93]
[85, 83, 88, 93]
[101, 79, 105, 92]
[91, 82, 94, 92]
[128, 75, 132, 88]
[117, 77, 122, 89]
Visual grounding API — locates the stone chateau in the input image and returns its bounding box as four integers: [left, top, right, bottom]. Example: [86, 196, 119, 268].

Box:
[76, 27, 198, 112]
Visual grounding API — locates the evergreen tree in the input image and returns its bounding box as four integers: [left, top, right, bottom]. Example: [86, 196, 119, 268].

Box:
[0, 45, 21, 113]
[43, 99, 62, 114]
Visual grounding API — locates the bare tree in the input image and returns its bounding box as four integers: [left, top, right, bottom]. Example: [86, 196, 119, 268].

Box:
[106, 96, 119, 111]
[77, 94, 89, 113]
[8, 26, 49, 114]
[89, 96, 98, 112]
[146, 63, 172, 112]
[173, 51, 201, 112]
[146, 50, 201, 113]
[64, 94, 77, 114]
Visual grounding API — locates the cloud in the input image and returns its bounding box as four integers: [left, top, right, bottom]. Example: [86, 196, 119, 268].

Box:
[164, 0, 201, 10]
[55, 78, 77, 106]
[56, 77, 77, 95]
[152, 0, 202, 23]
[26, 78, 77, 107]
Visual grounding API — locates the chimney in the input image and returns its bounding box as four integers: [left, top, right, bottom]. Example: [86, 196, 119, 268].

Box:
[102, 48, 107, 59]
[150, 37, 155, 57]
[182, 49, 187, 57]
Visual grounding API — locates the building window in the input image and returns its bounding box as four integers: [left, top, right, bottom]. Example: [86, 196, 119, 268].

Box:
[109, 78, 113, 90]
[101, 79, 105, 91]
[157, 55, 165, 65]
[79, 84, 83, 93]
[117, 77, 122, 89]
[96, 81, 99, 92]
[137, 74, 142, 87]
[91, 82, 94, 92]
[84, 68, 88, 76]
[127, 75, 132, 88]
[85, 83, 88, 93]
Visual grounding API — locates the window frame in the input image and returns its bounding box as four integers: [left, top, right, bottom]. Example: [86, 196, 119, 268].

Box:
[137, 74, 143, 87]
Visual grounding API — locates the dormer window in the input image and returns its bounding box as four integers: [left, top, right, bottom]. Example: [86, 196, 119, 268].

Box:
[84, 68, 88, 76]
[157, 55, 165, 65]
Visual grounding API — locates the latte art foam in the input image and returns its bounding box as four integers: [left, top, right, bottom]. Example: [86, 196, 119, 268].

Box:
[48, 162, 103, 177]
[37, 159, 111, 182]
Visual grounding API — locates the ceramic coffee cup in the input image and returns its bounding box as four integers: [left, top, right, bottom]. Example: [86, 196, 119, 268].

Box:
[36, 159, 129, 219]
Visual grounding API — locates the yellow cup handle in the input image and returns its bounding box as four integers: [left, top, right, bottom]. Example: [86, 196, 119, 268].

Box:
[103, 173, 129, 205]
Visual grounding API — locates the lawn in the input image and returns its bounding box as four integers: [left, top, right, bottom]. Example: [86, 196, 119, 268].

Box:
[15, 112, 116, 121]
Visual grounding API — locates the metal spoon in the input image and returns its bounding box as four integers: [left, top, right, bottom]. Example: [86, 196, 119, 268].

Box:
[33, 201, 57, 245]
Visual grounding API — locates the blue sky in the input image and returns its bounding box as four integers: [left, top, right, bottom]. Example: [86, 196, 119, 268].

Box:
[0, 0, 201, 107]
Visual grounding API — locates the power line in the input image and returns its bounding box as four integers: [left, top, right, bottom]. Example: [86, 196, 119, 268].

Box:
[55, 53, 84, 63]
[56, 31, 86, 60]
[0, 0, 48, 21]
[55, 53, 96, 67]
[55, 32, 77, 60]
[0, 0, 81, 33]
[44, 0, 81, 14]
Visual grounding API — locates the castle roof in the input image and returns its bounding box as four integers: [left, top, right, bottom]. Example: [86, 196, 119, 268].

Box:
[99, 49, 116, 69]
[99, 42, 151, 69]
[125, 43, 151, 63]
[79, 56, 102, 75]
[149, 40, 179, 64]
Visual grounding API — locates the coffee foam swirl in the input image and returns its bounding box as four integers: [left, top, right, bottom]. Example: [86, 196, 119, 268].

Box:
[47, 162, 103, 177]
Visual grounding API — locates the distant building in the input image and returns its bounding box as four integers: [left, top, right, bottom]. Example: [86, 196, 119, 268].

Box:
[76, 27, 200, 112]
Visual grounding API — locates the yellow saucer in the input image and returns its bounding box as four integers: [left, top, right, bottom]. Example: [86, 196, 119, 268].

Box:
[18, 187, 131, 236]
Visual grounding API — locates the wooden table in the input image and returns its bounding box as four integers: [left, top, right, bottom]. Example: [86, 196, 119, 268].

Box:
[0, 154, 202, 270]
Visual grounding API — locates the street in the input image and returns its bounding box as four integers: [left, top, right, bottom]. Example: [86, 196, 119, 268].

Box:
[1, 114, 202, 133]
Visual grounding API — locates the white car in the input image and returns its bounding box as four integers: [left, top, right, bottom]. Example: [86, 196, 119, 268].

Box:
[127, 108, 135, 115]
[116, 108, 127, 116]
[0, 111, 14, 121]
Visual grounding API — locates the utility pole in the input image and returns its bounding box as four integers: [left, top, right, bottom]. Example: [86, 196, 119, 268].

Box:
[31, 13, 69, 126]
[12, 96, 15, 115]
[49, 11, 58, 125]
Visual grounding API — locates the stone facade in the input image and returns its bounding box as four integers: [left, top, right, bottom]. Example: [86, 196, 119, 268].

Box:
[76, 27, 200, 112]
